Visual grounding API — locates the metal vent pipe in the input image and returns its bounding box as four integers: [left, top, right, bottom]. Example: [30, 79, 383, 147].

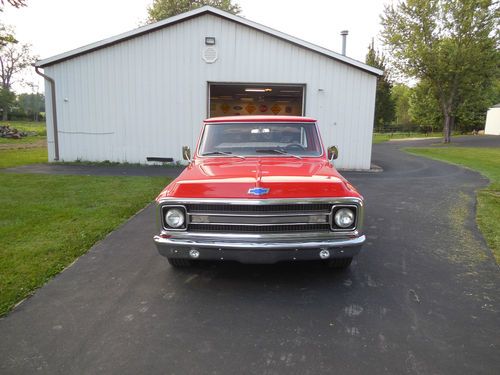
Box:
[340, 30, 348, 56]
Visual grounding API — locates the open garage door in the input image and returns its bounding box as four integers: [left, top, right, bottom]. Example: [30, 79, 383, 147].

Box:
[208, 83, 305, 118]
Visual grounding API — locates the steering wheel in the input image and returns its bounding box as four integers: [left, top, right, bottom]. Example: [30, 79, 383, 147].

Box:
[285, 143, 306, 150]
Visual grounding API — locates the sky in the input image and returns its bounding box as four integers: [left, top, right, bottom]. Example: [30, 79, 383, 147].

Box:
[2, 0, 391, 93]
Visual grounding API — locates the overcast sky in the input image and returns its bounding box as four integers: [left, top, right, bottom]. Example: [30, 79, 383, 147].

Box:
[2, 0, 390, 93]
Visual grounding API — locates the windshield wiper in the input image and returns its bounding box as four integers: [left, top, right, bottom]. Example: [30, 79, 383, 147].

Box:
[202, 151, 246, 159]
[255, 149, 302, 159]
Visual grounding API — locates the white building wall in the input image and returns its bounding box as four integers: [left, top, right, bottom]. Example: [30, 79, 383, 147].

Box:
[484, 107, 500, 135]
[43, 14, 377, 169]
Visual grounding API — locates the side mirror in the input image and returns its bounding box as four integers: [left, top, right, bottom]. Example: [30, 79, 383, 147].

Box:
[182, 146, 191, 161]
[327, 145, 339, 161]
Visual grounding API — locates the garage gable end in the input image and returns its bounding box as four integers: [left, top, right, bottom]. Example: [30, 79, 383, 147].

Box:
[36, 6, 382, 77]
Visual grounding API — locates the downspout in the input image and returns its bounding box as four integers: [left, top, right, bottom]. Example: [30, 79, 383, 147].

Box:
[34, 66, 59, 161]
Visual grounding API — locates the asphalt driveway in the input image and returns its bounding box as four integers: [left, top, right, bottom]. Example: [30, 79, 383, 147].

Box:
[1, 137, 499, 374]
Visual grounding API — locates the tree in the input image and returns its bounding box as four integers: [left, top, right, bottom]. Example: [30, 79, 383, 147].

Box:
[17, 92, 44, 121]
[365, 42, 395, 131]
[148, 0, 241, 22]
[455, 77, 498, 132]
[0, 0, 26, 10]
[0, 86, 14, 119]
[391, 83, 413, 128]
[0, 24, 17, 46]
[0, 29, 36, 120]
[0, 0, 26, 8]
[381, 0, 499, 142]
[408, 77, 500, 134]
[409, 79, 442, 132]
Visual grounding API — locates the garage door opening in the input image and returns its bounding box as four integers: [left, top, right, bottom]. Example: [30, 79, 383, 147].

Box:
[208, 83, 305, 118]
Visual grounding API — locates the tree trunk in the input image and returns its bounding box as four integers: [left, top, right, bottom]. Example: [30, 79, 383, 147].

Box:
[443, 113, 450, 143]
[2, 108, 7, 121]
[441, 101, 455, 143]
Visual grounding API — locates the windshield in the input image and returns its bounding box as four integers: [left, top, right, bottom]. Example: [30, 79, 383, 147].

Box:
[198, 122, 323, 157]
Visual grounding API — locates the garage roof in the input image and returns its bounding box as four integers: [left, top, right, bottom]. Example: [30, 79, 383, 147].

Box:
[36, 6, 383, 76]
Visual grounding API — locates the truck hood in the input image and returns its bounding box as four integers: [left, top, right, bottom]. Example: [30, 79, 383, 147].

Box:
[158, 158, 361, 200]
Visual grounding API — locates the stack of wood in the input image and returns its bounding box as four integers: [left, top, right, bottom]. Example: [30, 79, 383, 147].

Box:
[0, 125, 28, 139]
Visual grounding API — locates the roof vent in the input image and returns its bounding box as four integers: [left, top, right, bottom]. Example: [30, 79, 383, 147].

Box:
[340, 30, 348, 56]
[202, 47, 218, 63]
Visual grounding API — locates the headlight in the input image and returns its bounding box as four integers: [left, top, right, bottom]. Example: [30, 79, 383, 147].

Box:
[165, 208, 185, 228]
[334, 208, 355, 228]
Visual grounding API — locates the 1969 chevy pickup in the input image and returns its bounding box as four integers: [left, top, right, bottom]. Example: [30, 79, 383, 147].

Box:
[153, 116, 365, 268]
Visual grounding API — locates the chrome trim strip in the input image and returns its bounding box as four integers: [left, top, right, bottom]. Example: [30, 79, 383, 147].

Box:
[158, 197, 363, 205]
[188, 211, 330, 217]
[154, 234, 366, 250]
[160, 229, 360, 241]
[189, 213, 328, 225]
[188, 222, 328, 227]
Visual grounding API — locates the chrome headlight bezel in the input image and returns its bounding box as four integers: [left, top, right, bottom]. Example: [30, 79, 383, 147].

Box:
[330, 205, 357, 231]
[161, 205, 187, 231]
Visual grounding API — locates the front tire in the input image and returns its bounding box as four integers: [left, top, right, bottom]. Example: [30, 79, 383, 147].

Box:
[326, 257, 353, 269]
[167, 258, 192, 268]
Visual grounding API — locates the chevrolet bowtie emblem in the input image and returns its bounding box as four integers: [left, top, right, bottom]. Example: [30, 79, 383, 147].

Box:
[248, 187, 270, 196]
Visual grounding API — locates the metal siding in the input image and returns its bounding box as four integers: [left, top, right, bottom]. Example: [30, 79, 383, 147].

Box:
[44, 14, 376, 169]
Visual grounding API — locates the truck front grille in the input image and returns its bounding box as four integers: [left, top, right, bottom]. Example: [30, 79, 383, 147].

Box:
[184, 203, 333, 234]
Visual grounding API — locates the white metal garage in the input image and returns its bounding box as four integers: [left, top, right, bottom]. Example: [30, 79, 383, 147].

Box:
[484, 104, 500, 135]
[35, 6, 382, 170]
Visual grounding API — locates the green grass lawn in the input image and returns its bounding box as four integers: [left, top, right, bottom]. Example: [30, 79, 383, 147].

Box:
[405, 147, 500, 263]
[0, 139, 171, 316]
[0, 121, 47, 147]
[0, 120, 46, 136]
[0, 136, 46, 145]
[373, 132, 443, 144]
[0, 147, 48, 168]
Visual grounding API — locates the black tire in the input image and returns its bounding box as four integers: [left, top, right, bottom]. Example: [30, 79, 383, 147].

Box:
[167, 258, 192, 268]
[326, 257, 353, 269]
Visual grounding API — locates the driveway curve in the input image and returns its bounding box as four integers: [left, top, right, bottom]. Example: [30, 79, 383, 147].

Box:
[1, 139, 499, 374]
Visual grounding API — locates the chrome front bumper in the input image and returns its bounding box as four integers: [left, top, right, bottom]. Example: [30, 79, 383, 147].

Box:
[153, 234, 365, 264]
[154, 197, 365, 264]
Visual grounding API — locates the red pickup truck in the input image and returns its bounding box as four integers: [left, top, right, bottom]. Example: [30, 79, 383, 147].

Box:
[153, 116, 365, 269]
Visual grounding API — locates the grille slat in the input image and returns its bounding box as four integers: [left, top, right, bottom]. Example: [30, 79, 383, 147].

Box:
[185, 203, 332, 213]
[189, 224, 331, 233]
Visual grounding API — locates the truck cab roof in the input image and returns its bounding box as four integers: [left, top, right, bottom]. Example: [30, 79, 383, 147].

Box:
[204, 115, 317, 123]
